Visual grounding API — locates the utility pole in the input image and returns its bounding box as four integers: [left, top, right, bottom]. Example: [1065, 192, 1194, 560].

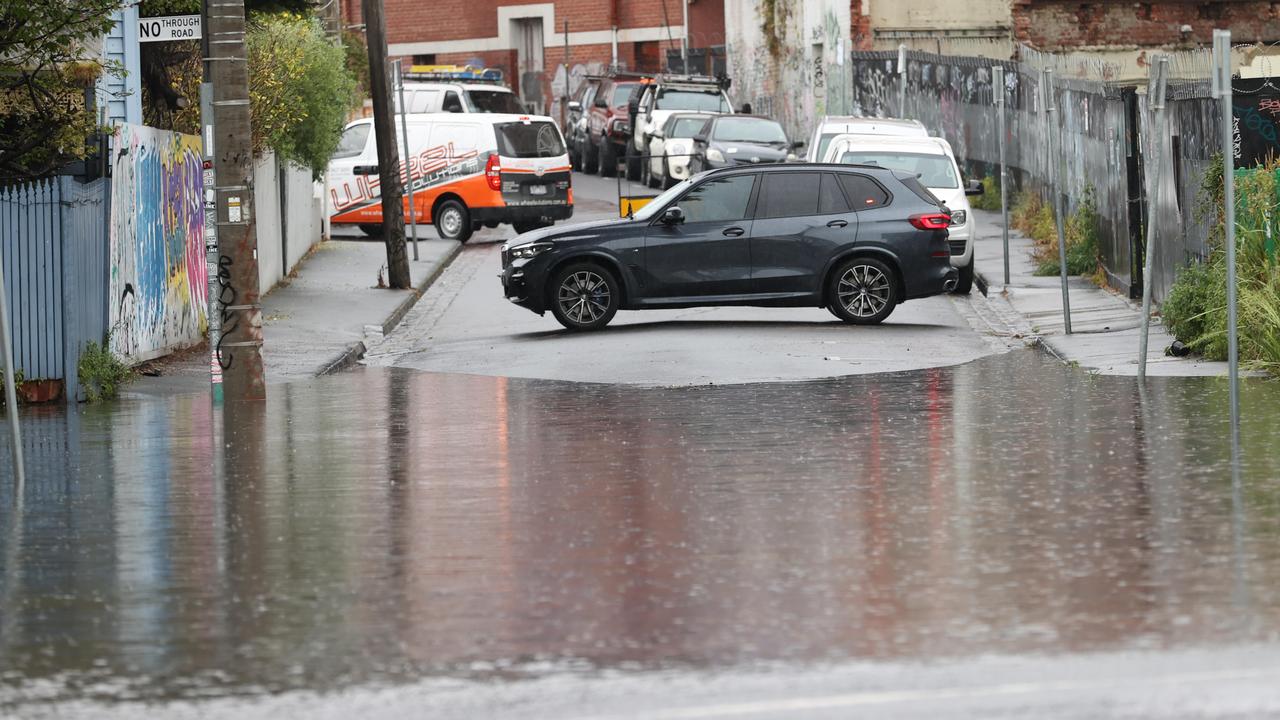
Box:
[363, 0, 411, 289]
[208, 0, 266, 400]
[681, 0, 688, 68]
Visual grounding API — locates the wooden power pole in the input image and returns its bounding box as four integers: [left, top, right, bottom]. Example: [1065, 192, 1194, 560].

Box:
[208, 0, 266, 400]
[363, 0, 411, 289]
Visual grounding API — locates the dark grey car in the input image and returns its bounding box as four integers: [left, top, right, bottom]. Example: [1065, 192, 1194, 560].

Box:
[688, 115, 802, 172]
[500, 164, 958, 331]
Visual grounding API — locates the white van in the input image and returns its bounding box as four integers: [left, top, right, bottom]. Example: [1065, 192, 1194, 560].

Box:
[327, 113, 572, 242]
[806, 116, 928, 163]
[395, 82, 525, 114]
[822, 133, 983, 293]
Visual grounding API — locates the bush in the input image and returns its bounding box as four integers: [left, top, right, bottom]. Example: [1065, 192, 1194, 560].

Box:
[969, 175, 1003, 211]
[1034, 187, 1102, 279]
[1161, 155, 1280, 374]
[78, 340, 131, 402]
[0, 368, 23, 406]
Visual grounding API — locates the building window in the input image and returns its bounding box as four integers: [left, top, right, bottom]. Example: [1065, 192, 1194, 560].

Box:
[412, 54, 436, 66]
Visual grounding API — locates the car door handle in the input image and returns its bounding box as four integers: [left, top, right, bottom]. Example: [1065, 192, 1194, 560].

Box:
[723, 226, 745, 237]
[827, 219, 848, 228]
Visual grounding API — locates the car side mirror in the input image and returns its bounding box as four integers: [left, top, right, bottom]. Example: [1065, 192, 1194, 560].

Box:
[661, 206, 685, 225]
[568, 100, 581, 112]
[791, 140, 806, 151]
[692, 134, 708, 144]
[352, 165, 378, 176]
[593, 97, 608, 108]
[965, 179, 985, 196]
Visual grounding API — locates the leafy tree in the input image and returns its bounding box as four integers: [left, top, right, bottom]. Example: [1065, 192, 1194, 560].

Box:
[0, 0, 122, 182]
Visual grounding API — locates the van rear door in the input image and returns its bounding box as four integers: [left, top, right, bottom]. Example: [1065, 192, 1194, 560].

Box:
[494, 120, 571, 208]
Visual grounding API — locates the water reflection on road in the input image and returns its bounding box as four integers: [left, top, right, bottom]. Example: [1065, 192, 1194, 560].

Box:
[1, 350, 1279, 707]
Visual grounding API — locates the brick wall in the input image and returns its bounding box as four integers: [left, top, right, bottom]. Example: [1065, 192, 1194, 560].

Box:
[1013, 1, 1280, 50]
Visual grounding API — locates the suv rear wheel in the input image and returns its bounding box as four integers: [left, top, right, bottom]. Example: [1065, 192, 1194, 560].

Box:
[583, 136, 599, 174]
[599, 138, 617, 178]
[549, 263, 620, 331]
[625, 142, 642, 181]
[434, 198, 473, 243]
[827, 257, 898, 325]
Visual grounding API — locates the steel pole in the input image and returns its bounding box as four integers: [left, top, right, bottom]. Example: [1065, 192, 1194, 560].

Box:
[1045, 68, 1073, 334]
[0, 245, 24, 487]
[681, 0, 688, 66]
[200, 0, 223, 405]
[1216, 30, 1241, 454]
[1139, 57, 1168, 381]
[994, 65, 1010, 288]
[395, 60, 420, 261]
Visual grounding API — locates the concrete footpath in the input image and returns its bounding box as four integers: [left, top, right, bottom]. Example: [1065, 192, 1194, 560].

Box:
[129, 235, 461, 396]
[970, 208, 1236, 377]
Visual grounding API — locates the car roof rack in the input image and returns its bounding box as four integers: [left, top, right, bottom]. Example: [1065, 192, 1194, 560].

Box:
[404, 65, 506, 84]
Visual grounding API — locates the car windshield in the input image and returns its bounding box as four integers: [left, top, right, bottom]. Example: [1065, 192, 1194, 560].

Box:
[332, 123, 370, 159]
[495, 121, 565, 158]
[655, 89, 730, 112]
[631, 178, 694, 221]
[467, 90, 524, 113]
[712, 117, 787, 144]
[666, 116, 709, 138]
[838, 151, 959, 189]
[610, 83, 637, 107]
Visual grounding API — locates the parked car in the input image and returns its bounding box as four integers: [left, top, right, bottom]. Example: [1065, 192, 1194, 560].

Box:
[805, 116, 928, 162]
[499, 164, 958, 330]
[587, 76, 644, 178]
[327, 113, 572, 242]
[566, 78, 601, 172]
[643, 113, 713, 189]
[822, 133, 982, 293]
[395, 67, 524, 114]
[687, 115, 801, 173]
[626, 74, 733, 181]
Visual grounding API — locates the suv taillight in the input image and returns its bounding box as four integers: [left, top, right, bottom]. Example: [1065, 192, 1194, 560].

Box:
[485, 154, 502, 191]
[909, 213, 951, 231]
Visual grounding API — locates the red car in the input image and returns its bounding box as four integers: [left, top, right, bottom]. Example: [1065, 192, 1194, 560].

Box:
[586, 76, 644, 178]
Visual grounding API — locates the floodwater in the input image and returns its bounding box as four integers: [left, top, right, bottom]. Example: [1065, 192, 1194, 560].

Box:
[1, 350, 1279, 714]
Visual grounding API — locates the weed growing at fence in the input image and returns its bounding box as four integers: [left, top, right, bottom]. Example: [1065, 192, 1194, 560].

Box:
[78, 340, 131, 403]
[0, 369, 24, 406]
[969, 175, 1003, 212]
[1161, 155, 1280, 374]
[1012, 188, 1103, 281]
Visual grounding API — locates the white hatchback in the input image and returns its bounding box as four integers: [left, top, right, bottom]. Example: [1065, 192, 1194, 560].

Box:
[822, 134, 983, 293]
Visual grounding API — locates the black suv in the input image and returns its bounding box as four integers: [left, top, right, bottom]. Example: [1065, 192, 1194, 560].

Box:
[500, 164, 958, 330]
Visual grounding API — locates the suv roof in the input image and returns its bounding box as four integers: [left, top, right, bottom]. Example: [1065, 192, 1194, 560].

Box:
[817, 116, 927, 134]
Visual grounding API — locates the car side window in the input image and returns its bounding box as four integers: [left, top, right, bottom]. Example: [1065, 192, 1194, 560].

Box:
[838, 174, 890, 210]
[756, 172, 821, 219]
[676, 175, 757, 224]
[818, 173, 851, 214]
[443, 91, 463, 113]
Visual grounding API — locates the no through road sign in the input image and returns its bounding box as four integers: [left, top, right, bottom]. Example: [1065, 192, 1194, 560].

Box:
[138, 15, 202, 42]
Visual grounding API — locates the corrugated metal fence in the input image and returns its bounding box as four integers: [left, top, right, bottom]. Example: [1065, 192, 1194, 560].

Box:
[0, 176, 110, 402]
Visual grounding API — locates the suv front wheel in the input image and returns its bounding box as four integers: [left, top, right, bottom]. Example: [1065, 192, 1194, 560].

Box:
[827, 257, 899, 325]
[549, 263, 620, 331]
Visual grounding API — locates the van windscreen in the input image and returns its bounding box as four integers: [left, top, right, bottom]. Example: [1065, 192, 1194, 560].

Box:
[495, 121, 566, 158]
[468, 90, 524, 113]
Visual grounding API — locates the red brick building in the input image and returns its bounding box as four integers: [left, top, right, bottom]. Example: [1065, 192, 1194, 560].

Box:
[343, 0, 726, 114]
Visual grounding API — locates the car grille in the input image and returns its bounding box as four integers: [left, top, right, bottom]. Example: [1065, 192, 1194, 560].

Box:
[949, 239, 966, 256]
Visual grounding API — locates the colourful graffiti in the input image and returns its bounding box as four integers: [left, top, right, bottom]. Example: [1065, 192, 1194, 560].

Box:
[109, 123, 207, 363]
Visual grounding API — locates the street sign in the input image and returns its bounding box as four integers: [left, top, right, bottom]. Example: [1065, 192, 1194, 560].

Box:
[139, 15, 202, 42]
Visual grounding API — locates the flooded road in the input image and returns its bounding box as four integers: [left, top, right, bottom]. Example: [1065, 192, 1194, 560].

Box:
[2, 349, 1280, 716]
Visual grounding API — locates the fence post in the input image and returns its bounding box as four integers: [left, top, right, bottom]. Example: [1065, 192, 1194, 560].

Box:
[994, 64, 1010, 287]
[897, 44, 908, 118]
[1045, 68, 1073, 334]
[58, 177, 80, 403]
[0, 238, 24, 487]
[1214, 29, 1241, 458]
[1138, 58, 1168, 381]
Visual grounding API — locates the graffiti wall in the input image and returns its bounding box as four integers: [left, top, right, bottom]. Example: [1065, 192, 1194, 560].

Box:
[109, 123, 207, 364]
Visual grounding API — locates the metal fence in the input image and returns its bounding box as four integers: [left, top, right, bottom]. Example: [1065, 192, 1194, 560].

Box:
[1, 176, 111, 401]
[848, 45, 1224, 301]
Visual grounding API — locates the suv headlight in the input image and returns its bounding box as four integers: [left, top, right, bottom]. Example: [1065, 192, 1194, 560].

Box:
[707, 148, 725, 163]
[949, 210, 967, 226]
[611, 118, 629, 134]
[510, 241, 552, 258]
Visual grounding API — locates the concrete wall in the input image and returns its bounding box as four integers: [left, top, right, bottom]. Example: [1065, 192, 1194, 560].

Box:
[724, 0, 852, 143]
[253, 152, 323, 294]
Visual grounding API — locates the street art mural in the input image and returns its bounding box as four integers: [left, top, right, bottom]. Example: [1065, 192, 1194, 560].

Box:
[109, 123, 207, 363]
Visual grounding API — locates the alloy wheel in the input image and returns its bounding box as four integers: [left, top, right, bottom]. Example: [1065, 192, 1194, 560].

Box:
[556, 270, 612, 325]
[837, 264, 891, 318]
